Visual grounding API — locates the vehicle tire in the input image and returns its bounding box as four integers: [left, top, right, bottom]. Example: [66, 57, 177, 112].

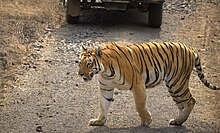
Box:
[148, 3, 163, 28]
[66, 0, 80, 24]
[66, 15, 79, 24]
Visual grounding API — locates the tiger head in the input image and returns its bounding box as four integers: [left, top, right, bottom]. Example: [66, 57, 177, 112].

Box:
[78, 46, 102, 81]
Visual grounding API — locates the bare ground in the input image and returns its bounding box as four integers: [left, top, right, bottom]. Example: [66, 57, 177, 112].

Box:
[0, 0, 220, 133]
[0, 0, 64, 106]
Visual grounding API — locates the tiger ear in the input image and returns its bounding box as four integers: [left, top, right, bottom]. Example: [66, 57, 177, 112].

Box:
[95, 47, 102, 58]
[82, 46, 87, 52]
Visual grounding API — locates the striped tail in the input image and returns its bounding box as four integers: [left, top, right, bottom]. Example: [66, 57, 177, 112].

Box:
[195, 54, 220, 90]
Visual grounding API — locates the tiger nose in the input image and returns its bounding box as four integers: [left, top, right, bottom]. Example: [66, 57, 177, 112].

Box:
[78, 72, 84, 76]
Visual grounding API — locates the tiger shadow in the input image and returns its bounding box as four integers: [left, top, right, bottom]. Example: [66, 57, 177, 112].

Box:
[86, 125, 190, 133]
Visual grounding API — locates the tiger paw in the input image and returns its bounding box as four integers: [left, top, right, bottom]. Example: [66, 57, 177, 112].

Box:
[141, 111, 152, 127]
[89, 119, 105, 126]
[141, 122, 150, 127]
[169, 118, 182, 126]
[141, 118, 152, 127]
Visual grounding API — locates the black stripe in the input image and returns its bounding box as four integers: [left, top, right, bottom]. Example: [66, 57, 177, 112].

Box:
[115, 57, 122, 81]
[173, 94, 192, 104]
[115, 45, 132, 65]
[120, 72, 126, 85]
[116, 55, 125, 85]
[167, 67, 177, 83]
[128, 49, 133, 57]
[153, 43, 167, 68]
[195, 63, 201, 68]
[144, 43, 162, 86]
[197, 67, 202, 72]
[107, 46, 123, 59]
[100, 88, 114, 91]
[103, 95, 114, 102]
[169, 44, 175, 61]
[139, 44, 150, 84]
[132, 45, 141, 68]
[169, 71, 190, 94]
[168, 43, 183, 86]
[94, 57, 101, 72]
[179, 43, 187, 76]
[160, 43, 169, 79]
[167, 43, 179, 83]
[163, 42, 170, 49]
[107, 64, 115, 78]
[161, 43, 169, 61]
[134, 45, 144, 73]
[103, 52, 112, 58]
[171, 43, 186, 87]
[142, 43, 154, 67]
[98, 80, 107, 86]
[204, 80, 210, 87]
[115, 45, 134, 90]
[165, 44, 175, 79]
[151, 42, 163, 72]
[172, 73, 190, 92]
[147, 53, 160, 85]
[153, 67, 160, 84]
[198, 73, 204, 79]
[166, 61, 173, 81]
[173, 88, 189, 97]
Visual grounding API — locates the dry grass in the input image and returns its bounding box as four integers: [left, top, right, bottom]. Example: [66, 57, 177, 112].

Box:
[0, 0, 65, 106]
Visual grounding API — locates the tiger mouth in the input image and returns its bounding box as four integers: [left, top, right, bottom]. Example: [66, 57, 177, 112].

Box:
[83, 73, 94, 81]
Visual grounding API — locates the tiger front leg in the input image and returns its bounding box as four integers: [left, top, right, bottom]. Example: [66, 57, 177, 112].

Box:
[132, 84, 152, 127]
[89, 88, 114, 126]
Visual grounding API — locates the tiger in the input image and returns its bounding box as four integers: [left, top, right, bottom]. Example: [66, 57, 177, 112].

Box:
[78, 42, 219, 126]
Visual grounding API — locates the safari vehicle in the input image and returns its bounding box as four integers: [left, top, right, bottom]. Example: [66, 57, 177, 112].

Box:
[66, 0, 164, 27]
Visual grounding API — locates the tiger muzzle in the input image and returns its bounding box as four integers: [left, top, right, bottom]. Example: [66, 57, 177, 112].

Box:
[82, 72, 94, 81]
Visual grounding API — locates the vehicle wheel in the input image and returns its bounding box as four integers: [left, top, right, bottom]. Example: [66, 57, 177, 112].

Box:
[66, 15, 79, 24]
[66, 0, 80, 24]
[148, 3, 163, 28]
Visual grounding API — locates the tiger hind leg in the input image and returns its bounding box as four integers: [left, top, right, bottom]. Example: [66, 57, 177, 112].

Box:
[169, 96, 196, 126]
[167, 81, 196, 126]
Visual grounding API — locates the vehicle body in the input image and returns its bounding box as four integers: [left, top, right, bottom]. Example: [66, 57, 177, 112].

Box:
[66, 0, 165, 27]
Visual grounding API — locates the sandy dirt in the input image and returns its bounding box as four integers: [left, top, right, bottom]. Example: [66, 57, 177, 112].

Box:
[0, 0, 220, 133]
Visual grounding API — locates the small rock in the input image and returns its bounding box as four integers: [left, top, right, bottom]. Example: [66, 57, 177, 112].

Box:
[180, 4, 186, 8]
[32, 65, 37, 69]
[44, 27, 53, 32]
[0, 57, 7, 70]
[114, 90, 121, 95]
[197, 35, 204, 38]
[36, 126, 43, 132]
[32, 43, 44, 49]
[211, 39, 215, 43]
[199, 49, 206, 52]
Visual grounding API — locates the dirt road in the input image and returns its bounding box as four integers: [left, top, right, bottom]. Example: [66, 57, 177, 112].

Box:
[0, 0, 219, 133]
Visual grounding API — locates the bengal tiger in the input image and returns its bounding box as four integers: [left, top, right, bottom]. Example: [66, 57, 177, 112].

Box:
[78, 42, 219, 126]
